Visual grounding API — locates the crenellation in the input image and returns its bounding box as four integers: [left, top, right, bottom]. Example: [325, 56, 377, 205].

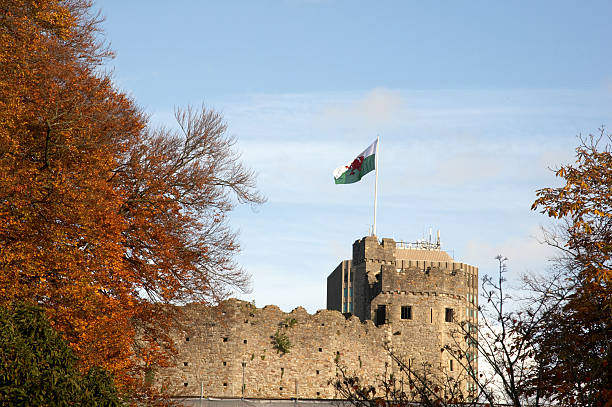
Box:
[160, 297, 407, 398]
[156, 235, 478, 400]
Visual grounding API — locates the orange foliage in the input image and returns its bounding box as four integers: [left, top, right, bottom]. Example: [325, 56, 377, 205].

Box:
[0, 0, 262, 396]
[1, 0, 144, 389]
[532, 130, 612, 283]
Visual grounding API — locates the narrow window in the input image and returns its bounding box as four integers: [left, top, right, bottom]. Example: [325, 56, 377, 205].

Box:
[223, 361, 227, 366]
[243, 339, 247, 344]
[349, 303, 353, 313]
[185, 337, 190, 342]
[430, 308, 433, 323]
[450, 359, 454, 371]
[184, 382, 188, 387]
[318, 347, 322, 352]
[316, 370, 320, 375]
[376, 305, 386, 326]
[223, 382, 227, 387]
[445, 308, 454, 322]
[401, 305, 412, 320]
[223, 337, 228, 342]
[183, 362, 188, 367]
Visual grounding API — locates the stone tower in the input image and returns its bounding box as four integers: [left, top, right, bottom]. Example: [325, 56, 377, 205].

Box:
[327, 235, 479, 393]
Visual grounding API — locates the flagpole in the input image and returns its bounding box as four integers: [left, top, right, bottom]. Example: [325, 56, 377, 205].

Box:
[373, 135, 379, 236]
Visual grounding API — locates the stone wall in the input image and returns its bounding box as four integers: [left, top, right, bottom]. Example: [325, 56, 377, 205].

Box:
[156, 236, 479, 400]
[156, 299, 393, 399]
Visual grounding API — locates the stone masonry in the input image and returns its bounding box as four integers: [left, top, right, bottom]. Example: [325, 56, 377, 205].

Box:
[156, 299, 393, 399]
[328, 236, 479, 394]
[157, 236, 478, 399]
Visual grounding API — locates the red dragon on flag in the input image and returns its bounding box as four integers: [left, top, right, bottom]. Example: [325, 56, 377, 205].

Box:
[347, 156, 365, 175]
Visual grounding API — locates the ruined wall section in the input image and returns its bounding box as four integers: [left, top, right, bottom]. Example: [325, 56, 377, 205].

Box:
[157, 299, 395, 399]
[160, 235, 480, 400]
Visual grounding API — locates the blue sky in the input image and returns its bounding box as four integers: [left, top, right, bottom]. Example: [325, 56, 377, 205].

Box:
[98, 1, 612, 312]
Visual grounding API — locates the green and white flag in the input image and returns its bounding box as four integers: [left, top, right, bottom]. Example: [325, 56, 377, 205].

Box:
[333, 139, 378, 184]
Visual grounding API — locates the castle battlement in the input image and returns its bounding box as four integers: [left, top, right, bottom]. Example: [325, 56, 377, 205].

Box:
[330, 236, 478, 322]
[156, 298, 393, 399]
[158, 235, 479, 400]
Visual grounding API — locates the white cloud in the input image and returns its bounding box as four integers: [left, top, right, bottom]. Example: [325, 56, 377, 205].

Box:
[319, 88, 409, 130]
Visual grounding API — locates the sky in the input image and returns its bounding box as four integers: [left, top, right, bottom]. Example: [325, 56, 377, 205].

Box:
[98, 1, 612, 313]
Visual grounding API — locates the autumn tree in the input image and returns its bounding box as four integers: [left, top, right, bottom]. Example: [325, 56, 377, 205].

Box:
[118, 106, 262, 306]
[0, 0, 263, 397]
[119, 106, 264, 389]
[530, 130, 612, 406]
[532, 128, 612, 284]
[1, 0, 145, 385]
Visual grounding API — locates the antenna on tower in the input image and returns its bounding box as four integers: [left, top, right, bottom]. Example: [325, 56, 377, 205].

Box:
[429, 228, 432, 244]
[437, 230, 440, 246]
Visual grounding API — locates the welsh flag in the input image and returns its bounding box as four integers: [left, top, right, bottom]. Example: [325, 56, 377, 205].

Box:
[333, 139, 377, 184]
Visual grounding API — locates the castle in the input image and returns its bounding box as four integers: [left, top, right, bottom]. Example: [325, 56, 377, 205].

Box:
[157, 235, 478, 400]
